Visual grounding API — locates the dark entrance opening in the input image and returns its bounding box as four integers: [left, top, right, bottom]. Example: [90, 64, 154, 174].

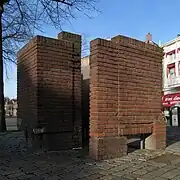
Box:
[82, 78, 90, 148]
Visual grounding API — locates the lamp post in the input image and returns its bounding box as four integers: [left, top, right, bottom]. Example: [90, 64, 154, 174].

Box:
[0, 1, 6, 132]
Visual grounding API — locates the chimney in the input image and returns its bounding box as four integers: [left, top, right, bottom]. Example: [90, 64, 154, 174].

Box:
[145, 33, 152, 43]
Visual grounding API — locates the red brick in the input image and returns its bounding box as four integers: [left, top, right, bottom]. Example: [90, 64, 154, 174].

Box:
[89, 34, 165, 160]
[17, 31, 82, 150]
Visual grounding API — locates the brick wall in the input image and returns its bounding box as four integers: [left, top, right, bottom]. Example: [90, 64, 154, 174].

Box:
[89, 35, 165, 160]
[17, 37, 38, 133]
[17, 32, 82, 150]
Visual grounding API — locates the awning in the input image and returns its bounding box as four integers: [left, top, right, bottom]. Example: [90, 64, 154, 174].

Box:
[162, 93, 180, 108]
[167, 63, 175, 69]
[166, 49, 176, 57]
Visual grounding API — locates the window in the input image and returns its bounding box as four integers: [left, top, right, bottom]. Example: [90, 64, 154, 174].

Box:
[167, 63, 176, 78]
[169, 53, 176, 60]
[170, 54, 173, 60]
[166, 50, 176, 60]
[169, 67, 175, 77]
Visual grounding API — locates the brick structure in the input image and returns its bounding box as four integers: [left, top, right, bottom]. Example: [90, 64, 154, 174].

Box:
[89, 35, 166, 160]
[17, 32, 82, 150]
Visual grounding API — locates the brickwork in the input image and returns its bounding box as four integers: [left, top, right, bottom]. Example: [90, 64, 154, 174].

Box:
[17, 32, 82, 150]
[17, 38, 38, 133]
[89, 35, 165, 160]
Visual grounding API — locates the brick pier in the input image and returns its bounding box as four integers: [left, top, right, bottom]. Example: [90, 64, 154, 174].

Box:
[89, 35, 166, 160]
[17, 32, 82, 150]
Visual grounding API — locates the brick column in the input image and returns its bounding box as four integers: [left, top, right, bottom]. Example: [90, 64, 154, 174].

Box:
[17, 37, 38, 135]
[18, 32, 82, 150]
[89, 35, 164, 160]
[89, 39, 127, 160]
[58, 32, 82, 147]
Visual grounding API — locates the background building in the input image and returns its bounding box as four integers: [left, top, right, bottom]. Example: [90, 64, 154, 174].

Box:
[5, 98, 17, 117]
[162, 35, 180, 126]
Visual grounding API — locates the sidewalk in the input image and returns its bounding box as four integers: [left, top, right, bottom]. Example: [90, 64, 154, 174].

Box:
[0, 131, 180, 180]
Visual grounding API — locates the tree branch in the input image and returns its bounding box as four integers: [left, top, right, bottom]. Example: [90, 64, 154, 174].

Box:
[53, 0, 73, 6]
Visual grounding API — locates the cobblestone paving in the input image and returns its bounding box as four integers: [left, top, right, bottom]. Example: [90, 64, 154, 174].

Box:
[1, 132, 180, 179]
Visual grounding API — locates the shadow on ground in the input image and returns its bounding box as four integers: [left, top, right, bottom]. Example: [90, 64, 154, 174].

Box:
[0, 128, 180, 179]
[166, 126, 180, 146]
[0, 131, 170, 180]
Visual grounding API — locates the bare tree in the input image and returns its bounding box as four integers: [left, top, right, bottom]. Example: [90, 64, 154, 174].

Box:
[0, 0, 99, 131]
[2, 0, 98, 63]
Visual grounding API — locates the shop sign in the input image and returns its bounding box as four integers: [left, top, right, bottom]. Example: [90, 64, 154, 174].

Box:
[162, 93, 180, 107]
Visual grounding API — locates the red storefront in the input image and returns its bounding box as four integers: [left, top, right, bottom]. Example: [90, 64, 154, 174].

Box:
[162, 93, 180, 126]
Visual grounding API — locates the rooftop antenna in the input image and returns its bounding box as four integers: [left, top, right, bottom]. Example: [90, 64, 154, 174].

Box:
[158, 40, 161, 46]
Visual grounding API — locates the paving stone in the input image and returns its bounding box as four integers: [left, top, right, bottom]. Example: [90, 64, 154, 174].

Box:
[160, 169, 180, 179]
[121, 167, 137, 174]
[74, 170, 91, 178]
[46, 175, 61, 180]
[142, 165, 176, 178]
[143, 165, 158, 172]
[1, 169, 21, 176]
[133, 169, 148, 176]
[0, 176, 8, 180]
[171, 158, 180, 165]
[98, 169, 110, 176]
[96, 163, 115, 170]
[83, 173, 103, 180]
[1, 131, 180, 180]
[137, 174, 154, 180]
[153, 177, 168, 180]
[18, 174, 35, 179]
[172, 175, 180, 180]
[116, 175, 136, 180]
[7, 172, 26, 178]
[111, 164, 130, 171]
[99, 175, 114, 180]
[104, 175, 122, 180]
[29, 176, 44, 180]
[61, 174, 79, 180]
[147, 160, 167, 168]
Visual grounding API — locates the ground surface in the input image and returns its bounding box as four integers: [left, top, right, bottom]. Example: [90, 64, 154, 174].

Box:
[6, 117, 18, 131]
[1, 119, 180, 179]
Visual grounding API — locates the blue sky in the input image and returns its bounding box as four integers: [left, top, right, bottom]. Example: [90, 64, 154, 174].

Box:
[4, 0, 180, 98]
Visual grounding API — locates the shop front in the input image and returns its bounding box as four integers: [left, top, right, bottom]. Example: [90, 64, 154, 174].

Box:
[162, 93, 180, 126]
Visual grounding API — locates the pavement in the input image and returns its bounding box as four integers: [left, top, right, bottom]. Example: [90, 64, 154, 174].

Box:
[6, 117, 18, 131]
[1, 124, 180, 179]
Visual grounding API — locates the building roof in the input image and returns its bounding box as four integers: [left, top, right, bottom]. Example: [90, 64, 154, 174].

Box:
[161, 36, 180, 48]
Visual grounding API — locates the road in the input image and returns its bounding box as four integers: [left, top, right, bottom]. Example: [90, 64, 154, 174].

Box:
[6, 117, 18, 131]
